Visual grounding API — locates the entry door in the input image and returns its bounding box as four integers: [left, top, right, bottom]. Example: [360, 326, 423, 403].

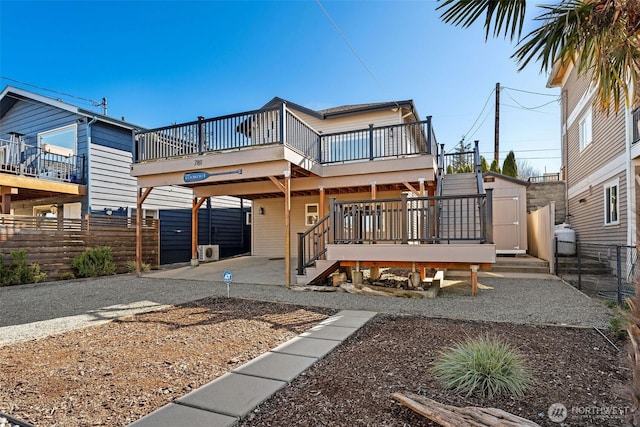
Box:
[493, 196, 520, 252]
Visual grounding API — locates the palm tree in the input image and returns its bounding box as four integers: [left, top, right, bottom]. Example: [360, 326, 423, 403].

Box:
[438, 1, 640, 424]
[437, 0, 640, 111]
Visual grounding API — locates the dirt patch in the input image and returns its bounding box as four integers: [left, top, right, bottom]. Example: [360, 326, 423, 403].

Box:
[1, 300, 629, 427]
[241, 316, 629, 427]
[0, 298, 334, 426]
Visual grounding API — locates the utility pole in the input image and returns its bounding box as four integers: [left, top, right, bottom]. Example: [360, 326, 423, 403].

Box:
[494, 82, 500, 166]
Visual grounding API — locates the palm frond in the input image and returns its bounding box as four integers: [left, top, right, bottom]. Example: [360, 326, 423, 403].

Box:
[437, 0, 528, 40]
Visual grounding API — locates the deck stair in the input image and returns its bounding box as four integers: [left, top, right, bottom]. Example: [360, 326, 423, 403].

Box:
[296, 259, 339, 285]
[439, 173, 482, 242]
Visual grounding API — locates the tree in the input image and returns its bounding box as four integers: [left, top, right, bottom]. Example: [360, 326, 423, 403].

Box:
[480, 156, 489, 173]
[517, 159, 541, 181]
[489, 159, 501, 173]
[502, 151, 518, 178]
[437, 0, 640, 112]
[451, 138, 472, 173]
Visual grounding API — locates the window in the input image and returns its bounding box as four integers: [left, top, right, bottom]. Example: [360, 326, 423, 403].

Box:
[128, 207, 158, 227]
[579, 107, 592, 151]
[38, 124, 77, 155]
[604, 180, 619, 225]
[305, 203, 319, 226]
[245, 211, 252, 225]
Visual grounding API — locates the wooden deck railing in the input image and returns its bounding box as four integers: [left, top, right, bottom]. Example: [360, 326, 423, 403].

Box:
[0, 138, 86, 184]
[135, 106, 437, 164]
[297, 193, 493, 275]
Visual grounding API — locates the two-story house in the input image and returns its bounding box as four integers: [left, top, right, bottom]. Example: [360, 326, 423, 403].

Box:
[547, 61, 639, 266]
[131, 97, 496, 289]
[0, 86, 250, 266]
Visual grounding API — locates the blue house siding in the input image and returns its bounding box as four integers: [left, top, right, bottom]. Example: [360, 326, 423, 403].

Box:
[159, 204, 251, 265]
[91, 121, 133, 152]
[0, 99, 88, 157]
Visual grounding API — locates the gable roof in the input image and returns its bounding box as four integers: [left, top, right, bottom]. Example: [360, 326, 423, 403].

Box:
[0, 85, 143, 131]
[260, 97, 419, 121]
[483, 171, 529, 187]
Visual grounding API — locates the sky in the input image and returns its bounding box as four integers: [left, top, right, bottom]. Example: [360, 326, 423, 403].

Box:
[0, 0, 562, 175]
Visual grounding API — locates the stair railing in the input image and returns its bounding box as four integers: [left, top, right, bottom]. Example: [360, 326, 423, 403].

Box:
[297, 213, 330, 275]
[473, 140, 484, 194]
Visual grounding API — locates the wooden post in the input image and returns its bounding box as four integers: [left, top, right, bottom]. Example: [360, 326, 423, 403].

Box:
[470, 264, 479, 296]
[284, 170, 291, 287]
[0, 187, 14, 214]
[319, 186, 325, 216]
[136, 187, 153, 276]
[191, 196, 207, 265]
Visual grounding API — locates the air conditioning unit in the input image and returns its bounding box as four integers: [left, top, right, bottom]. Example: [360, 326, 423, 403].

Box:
[197, 244, 219, 262]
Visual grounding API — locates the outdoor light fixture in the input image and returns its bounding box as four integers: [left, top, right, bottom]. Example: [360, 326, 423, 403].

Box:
[579, 198, 587, 204]
[259, 207, 265, 215]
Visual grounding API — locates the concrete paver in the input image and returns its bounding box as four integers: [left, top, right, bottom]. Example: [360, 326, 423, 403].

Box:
[319, 314, 373, 328]
[270, 336, 343, 358]
[232, 351, 318, 382]
[300, 324, 359, 341]
[128, 403, 237, 427]
[176, 372, 286, 418]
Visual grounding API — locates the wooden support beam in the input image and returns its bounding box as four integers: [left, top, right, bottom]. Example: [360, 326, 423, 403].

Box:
[0, 187, 16, 214]
[191, 197, 207, 263]
[470, 264, 479, 296]
[269, 176, 286, 193]
[319, 187, 326, 216]
[339, 261, 492, 270]
[371, 182, 377, 200]
[403, 181, 420, 196]
[136, 187, 154, 276]
[284, 172, 291, 287]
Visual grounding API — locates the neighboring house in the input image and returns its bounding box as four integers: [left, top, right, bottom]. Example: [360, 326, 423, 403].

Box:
[131, 97, 496, 286]
[547, 63, 639, 250]
[0, 86, 249, 264]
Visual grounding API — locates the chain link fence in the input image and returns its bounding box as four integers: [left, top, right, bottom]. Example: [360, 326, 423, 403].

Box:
[554, 239, 637, 306]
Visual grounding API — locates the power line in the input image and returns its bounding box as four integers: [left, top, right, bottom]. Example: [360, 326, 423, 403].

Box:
[0, 76, 104, 109]
[460, 88, 496, 145]
[501, 86, 559, 97]
[503, 89, 560, 110]
[315, 0, 399, 109]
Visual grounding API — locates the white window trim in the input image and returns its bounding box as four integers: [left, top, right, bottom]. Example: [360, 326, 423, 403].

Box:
[579, 106, 593, 151]
[603, 178, 620, 226]
[37, 123, 78, 154]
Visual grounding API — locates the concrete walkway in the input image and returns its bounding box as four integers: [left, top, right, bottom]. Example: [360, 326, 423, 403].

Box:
[129, 310, 377, 427]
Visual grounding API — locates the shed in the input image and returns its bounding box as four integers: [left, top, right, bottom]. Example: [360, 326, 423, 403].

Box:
[483, 172, 529, 254]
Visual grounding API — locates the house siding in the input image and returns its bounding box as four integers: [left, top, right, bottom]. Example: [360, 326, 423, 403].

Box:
[566, 101, 625, 187]
[565, 65, 591, 116]
[0, 99, 87, 156]
[568, 169, 627, 243]
[91, 121, 133, 152]
[252, 191, 403, 257]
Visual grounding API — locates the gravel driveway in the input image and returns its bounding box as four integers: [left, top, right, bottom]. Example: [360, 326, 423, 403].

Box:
[0, 272, 613, 347]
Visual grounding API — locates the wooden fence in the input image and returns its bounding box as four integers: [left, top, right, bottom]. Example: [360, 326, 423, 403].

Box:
[0, 214, 159, 279]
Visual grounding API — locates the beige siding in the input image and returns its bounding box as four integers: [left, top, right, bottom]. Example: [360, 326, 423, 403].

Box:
[252, 191, 403, 258]
[566, 102, 625, 187]
[565, 65, 591, 115]
[295, 110, 401, 134]
[568, 170, 626, 243]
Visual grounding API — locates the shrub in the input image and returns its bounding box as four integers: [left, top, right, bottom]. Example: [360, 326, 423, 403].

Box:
[432, 334, 531, 399]
[0, 249, 47, 286]
[72, 247, 116, 278]
[126, 260, 150, 273]
[60, 272, 76, 280]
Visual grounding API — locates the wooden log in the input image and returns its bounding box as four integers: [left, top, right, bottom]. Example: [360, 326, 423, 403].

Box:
[392, 392, 541, 427]
[340, 283, 423, 299]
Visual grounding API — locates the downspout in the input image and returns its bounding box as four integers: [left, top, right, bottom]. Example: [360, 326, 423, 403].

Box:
[86, 116, 98, 215]
[562, 89, 569, 224]
[625, 93, 634, 247]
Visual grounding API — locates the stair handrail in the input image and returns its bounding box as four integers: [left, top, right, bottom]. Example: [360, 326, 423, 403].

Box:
[297, 213, 331, 275]
[473, 140, 484, 194]
[436, 143, 445, 197]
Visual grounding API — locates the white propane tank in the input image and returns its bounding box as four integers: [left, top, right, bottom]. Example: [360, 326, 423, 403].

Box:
[554, 223, 576, 256]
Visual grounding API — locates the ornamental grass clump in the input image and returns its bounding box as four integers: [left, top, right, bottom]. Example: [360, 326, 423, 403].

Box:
[432, 334, 531, 399]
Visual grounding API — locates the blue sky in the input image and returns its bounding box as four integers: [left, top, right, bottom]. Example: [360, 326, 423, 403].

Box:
[0, 0, 561, 174]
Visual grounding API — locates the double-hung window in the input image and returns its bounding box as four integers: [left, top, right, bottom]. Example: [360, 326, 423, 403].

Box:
[604, 179, 619, 225]
[579, 107, 593, 151]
